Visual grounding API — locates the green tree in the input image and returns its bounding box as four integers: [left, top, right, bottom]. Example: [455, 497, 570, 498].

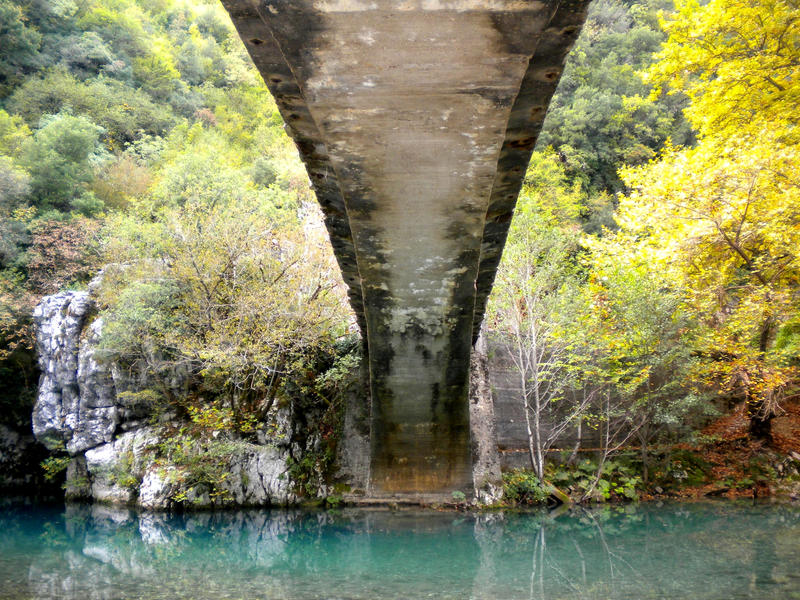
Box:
[538, 0, 691, 193]
[98, 126, 353, 424]
[20, 112, 106, 213]
[0, 109, 32, 156]
[7, 70, 176, 146]
[0, 1, 41, 97]
[76, 2, 149, 62]
[488, 151, 596, 479]
[583, 237, 701, 481]
[0, 158, 31, 270]
[132, 46, 180, 100]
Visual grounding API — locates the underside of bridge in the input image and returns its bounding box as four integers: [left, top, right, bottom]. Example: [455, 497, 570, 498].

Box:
[221, 0, 589, 497]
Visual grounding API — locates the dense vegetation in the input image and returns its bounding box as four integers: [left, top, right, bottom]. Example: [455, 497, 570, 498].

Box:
[0, 0, 355, 455]
[0, 0, 797, 501]
[489, 0, 800, 502]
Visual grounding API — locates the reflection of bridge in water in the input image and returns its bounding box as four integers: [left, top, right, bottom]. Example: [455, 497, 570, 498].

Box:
[220, 0, 590, 497]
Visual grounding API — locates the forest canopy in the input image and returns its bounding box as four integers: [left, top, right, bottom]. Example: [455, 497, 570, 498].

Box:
[0, 0, 354, 429]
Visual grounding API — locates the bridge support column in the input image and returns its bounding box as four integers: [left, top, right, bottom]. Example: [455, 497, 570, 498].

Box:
[221, 0, 590, 498]
[367, 313, 476, 495]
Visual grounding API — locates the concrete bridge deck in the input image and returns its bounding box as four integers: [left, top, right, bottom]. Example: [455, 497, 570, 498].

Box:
[220, 0, 589, 496]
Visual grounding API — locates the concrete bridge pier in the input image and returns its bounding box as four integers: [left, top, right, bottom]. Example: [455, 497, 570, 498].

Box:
[221, 0, 590, 499]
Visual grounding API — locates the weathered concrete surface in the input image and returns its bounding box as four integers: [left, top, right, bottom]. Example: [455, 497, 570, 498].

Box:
[221, 0, 589, 495]
[488, 338, 602, 470]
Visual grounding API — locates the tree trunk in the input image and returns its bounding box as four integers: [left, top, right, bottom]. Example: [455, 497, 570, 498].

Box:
[520, 354, 537, 475]
[568, 419, 582, 465]
[640, 435, 649, 485]
[533, 383, 544, 480]
[746, 353, 774, 443]
[747, 397, 773, 442]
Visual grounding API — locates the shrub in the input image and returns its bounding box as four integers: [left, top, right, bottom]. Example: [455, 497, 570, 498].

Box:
[502, 471, 551, 505]
[549, 458, 642, 502]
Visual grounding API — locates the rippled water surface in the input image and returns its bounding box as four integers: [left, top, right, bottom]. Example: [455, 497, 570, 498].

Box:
[2, 500, 800, 599]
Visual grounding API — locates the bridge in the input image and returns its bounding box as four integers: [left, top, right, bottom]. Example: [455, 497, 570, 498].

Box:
[220, 0, 590, 497]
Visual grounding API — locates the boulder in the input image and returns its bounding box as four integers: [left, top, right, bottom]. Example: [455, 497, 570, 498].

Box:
[80, 425, 297, 509]
[84, 428, 158, 505]
[224, 443, 296, 507]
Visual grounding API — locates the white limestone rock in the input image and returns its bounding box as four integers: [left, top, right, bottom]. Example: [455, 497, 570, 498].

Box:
[225, 443, 296, 507]
[137, 469, 171, 509]
[31, 275, 325, 510]
[73, 317, 118, 453]
[32, 291, 91, 449]
[469, 327, 503, 505]
[32, 291, 119, 454]
[139, 442, 296, 510]
[82, 426, 296, 509]
[84, 428, 158, 505]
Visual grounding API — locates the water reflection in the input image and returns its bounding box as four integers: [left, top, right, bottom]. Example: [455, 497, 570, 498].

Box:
[1, 501, 799, 599]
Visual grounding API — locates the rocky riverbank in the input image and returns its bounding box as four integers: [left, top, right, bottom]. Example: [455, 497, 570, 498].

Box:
[28, 279, 369, 509]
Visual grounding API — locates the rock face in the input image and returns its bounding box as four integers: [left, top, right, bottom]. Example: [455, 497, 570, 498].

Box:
[31, 281, 505, 508]
[333, 358, 371, 495]
[469, 329, 503, 504]
[0, 423, 53, 492]
[32, 291, 115, 454]
[79, 428, 297, 509]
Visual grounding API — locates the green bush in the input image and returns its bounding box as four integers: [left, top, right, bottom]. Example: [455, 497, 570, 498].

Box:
[654, 449, 711, 488]
[41, 454, 70, 482]
[71, 190, 105, 217]
[154, 428, 248, 504]
[109, 450, 140, 490]
[502, 471, 551, 505]
[549, 458, 641, 502]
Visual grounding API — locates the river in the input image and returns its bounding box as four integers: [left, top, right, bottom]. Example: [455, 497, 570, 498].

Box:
[1, 500, 799, 599]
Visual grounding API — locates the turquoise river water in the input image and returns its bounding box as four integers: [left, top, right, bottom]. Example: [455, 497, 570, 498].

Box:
[1, 500, 799, 599]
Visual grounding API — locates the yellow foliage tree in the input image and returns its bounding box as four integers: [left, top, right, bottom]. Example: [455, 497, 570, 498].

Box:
[617, 0, 800, 439]
[98, 127, 354, 426]
[647, 0, 800, 141]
